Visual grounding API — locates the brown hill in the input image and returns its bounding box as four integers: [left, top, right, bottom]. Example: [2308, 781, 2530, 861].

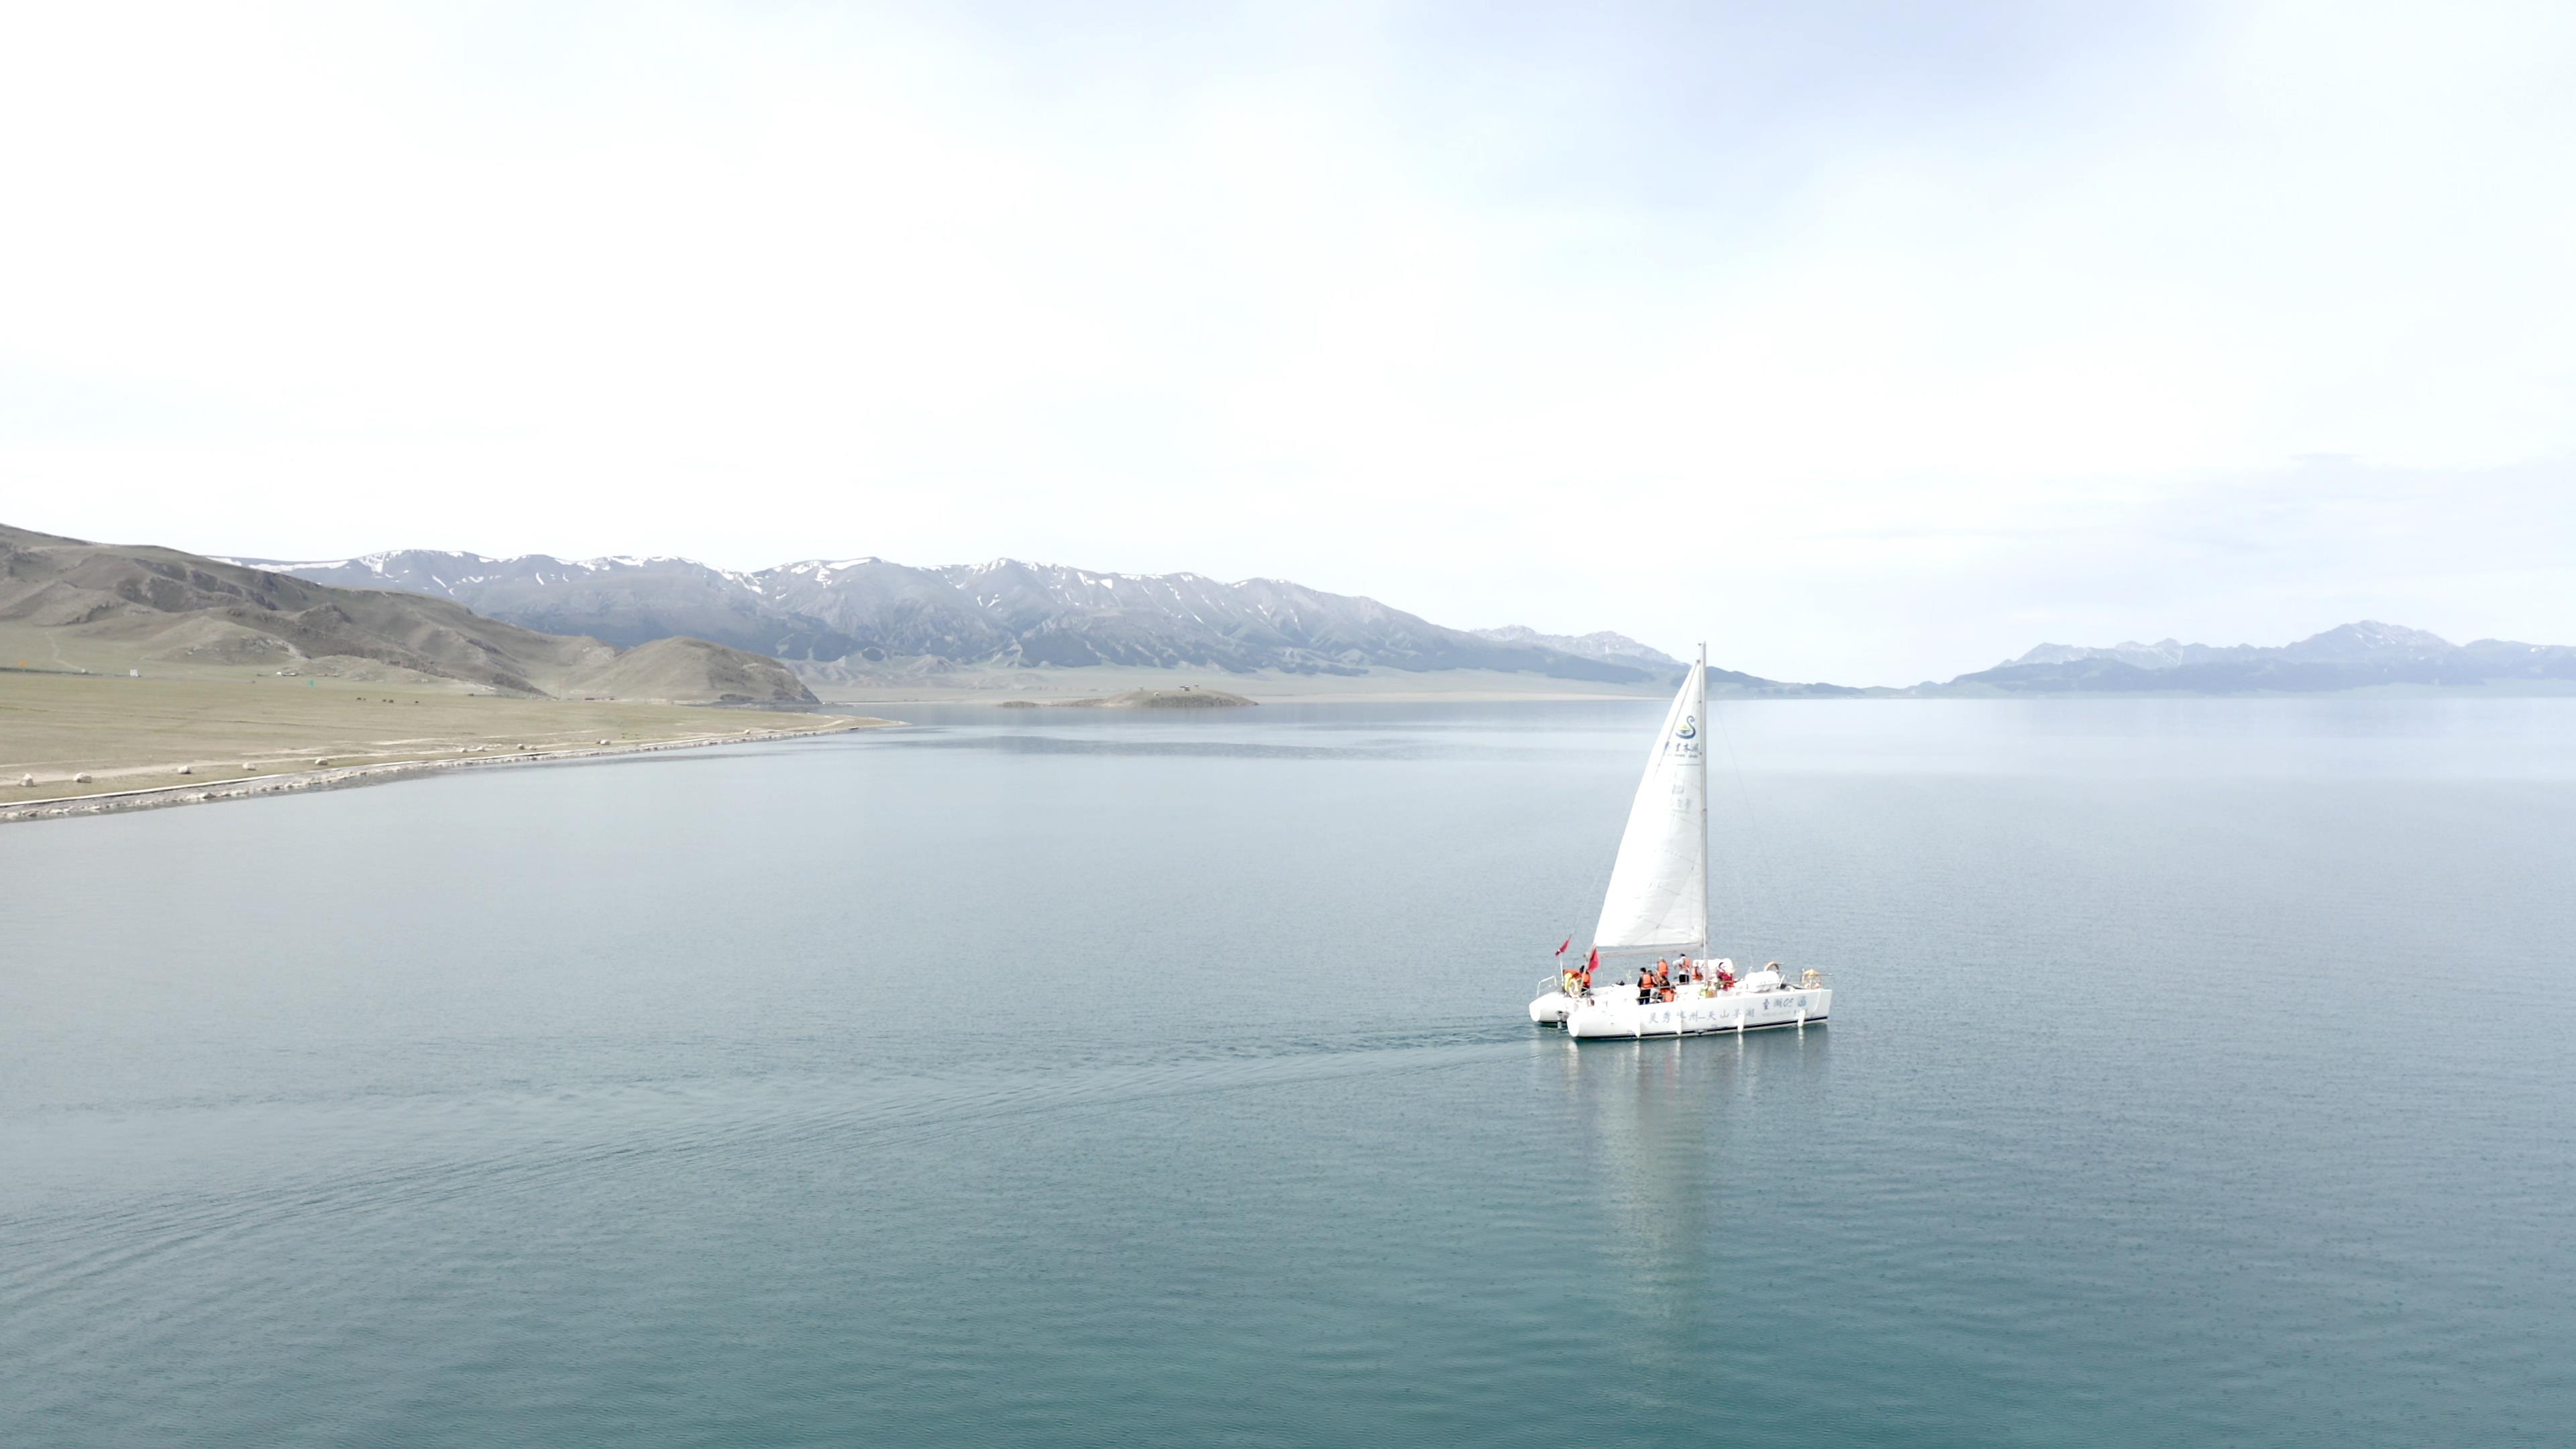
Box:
[572, 636, 812, 705]
[0, 523, 814, 705]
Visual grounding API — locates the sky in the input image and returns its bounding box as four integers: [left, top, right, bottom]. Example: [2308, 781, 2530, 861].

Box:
[2, 1, 2571, 684]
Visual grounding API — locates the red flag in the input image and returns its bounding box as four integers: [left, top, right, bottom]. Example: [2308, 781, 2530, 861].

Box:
[1554, 936, 1571, 957]
[1585, 948, 1599, 973]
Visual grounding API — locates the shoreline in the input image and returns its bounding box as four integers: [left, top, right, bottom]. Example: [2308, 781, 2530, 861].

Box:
[819, 688, 1670, 706]
[829, 684, 2576, 706]
[0, 717, 899, 826]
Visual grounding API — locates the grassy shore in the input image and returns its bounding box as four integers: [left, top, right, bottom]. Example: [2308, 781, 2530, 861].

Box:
[0, 672, 893, 813]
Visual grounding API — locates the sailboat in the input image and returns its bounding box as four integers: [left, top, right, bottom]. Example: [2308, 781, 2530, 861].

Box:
[1527, 646, 1830, 1040]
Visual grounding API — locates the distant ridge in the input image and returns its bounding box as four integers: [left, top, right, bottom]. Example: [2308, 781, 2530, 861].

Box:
[228, 548, 1680, 686]
[1946, 621, 2576, 694]
[1470, 625, 1680, 669]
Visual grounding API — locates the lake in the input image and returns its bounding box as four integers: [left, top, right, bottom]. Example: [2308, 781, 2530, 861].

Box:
[5, 698, 2572, 1446]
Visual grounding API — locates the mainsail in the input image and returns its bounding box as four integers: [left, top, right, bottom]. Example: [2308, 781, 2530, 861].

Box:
[1591, 649, 1709, 953]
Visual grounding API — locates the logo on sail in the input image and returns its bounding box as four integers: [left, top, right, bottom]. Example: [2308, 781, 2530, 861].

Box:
[1676, 715, 1699, 741]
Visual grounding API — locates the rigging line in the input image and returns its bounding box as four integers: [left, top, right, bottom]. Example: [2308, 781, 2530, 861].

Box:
[1707, 690, 1766, 919]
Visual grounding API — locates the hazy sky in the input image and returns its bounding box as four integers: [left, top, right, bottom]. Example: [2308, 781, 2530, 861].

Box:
[3, 1, 2570, 683]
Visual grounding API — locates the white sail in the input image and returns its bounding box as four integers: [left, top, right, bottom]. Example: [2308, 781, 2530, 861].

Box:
[1592, 651, 1709, 953]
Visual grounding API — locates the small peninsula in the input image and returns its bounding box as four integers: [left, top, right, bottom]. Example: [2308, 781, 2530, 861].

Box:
[1002, 688, 1256, 709]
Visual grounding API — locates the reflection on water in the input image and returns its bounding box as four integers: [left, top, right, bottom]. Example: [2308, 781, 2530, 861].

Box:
[1558, 1029, 1833, 1340]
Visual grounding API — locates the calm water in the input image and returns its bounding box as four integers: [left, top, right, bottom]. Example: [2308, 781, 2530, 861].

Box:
[5, 698, 2572, 1446]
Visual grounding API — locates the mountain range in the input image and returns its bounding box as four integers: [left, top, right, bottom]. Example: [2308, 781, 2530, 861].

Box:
[219, 546, 2576, 695]
[1944, 621, 2576, 693]
[20, 525, 2567, 699]
[1, 525, 815, 703]
[223, 549, 1681, 685]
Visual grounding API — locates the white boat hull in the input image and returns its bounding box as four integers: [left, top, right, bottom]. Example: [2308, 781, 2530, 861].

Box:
[1539, 985, 1831, 1039]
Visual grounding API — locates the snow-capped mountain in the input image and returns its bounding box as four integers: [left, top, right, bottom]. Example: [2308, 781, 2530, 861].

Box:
[222, 549, 1676, 682]
[217, 550, 863, 662]
[1468, 626, 1681, 669]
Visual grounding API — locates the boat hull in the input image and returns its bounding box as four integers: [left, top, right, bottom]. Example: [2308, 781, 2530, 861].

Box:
[1560, 986, 1829, 1040]
[1529, 990, 1578, 1024]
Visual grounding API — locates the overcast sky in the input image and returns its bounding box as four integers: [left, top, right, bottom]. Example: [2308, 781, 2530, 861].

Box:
[3, 1, 2570, 683]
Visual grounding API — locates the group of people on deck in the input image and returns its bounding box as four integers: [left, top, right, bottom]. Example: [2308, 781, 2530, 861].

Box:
[1557, 954, 1736, 1004]
[1634, 955, 1731, 1004]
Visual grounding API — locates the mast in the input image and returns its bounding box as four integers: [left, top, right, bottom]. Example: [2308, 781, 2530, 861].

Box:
[1697, 642, 1709, 955]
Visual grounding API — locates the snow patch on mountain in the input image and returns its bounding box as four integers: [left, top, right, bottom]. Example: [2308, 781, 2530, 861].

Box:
[1471, 626, 1682, 669]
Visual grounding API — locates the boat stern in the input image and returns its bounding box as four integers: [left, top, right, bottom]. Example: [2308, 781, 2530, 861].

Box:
[1564, 1000, 1630, 1038]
